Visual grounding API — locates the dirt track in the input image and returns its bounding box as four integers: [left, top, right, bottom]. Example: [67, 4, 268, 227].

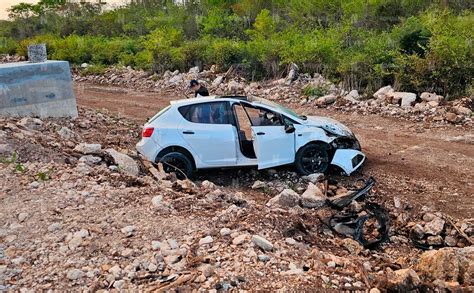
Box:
[75, 83, 474, 218]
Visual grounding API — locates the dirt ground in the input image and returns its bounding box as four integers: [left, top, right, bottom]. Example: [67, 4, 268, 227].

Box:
[75, 83, 474, 219]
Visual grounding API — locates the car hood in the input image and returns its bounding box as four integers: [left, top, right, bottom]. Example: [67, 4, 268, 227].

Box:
[305, 116, 354, 137]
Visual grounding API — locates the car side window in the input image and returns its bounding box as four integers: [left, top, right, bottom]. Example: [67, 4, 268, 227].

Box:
[243, 105, 283, 126]
[179, 102, 231, 124]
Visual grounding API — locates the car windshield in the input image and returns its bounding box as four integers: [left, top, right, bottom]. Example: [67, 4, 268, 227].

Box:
[248, 96, 302, 120]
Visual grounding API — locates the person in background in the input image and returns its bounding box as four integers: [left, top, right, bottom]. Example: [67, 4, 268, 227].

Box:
[190, 79, 209, 97]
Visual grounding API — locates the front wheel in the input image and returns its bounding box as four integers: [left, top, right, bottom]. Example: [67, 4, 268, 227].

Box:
[295, 143, 330, 175]
[159, 152, 193, 179]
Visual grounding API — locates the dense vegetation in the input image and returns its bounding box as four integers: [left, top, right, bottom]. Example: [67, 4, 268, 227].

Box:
[0, 0, 473, 97]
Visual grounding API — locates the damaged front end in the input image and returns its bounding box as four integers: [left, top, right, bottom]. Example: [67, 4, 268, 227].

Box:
[328, 134, 364, 175]
[330, 149, 366, 176]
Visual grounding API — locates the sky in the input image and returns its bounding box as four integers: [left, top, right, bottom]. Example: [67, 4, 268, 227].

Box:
[0, 0, 128, 20]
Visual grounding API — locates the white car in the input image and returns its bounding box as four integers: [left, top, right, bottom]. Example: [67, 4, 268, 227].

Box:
[137, 96, 365, 178]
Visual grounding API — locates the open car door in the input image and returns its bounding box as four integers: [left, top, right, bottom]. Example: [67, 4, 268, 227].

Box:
[244, 104, 296, 169]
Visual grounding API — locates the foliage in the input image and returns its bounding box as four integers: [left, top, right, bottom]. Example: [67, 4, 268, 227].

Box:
[303, 85, 329, 97]
[2, 0, 473, 97]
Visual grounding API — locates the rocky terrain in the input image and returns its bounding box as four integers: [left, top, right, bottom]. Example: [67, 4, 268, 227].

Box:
[72, 63, 473, 128]
[1, 107, 473, 291]
[1, 55, 473, 291]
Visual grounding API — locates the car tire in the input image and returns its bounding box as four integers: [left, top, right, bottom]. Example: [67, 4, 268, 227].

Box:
[295, 143, 330, 175]
[159, 152, 193, 179]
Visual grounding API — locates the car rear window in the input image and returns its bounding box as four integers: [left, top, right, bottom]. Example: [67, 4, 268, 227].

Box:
[179, 102, 231, 124]
[148, 105, 171, 123]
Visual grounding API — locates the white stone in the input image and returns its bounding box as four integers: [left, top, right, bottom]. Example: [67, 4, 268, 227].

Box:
[212, 76, 224, 87]
[373, 85, 394, 100]
[188, 66, 200, 74]
[266, 189, 300, 208]
[67, 269, 83, 280]
[220, 228, 231, 236]
[17, 212, 28, 222]
[105, 149, 139, 176]
[251, 235, 273, 251]
[151, 241, 161, 250]
[199, 236, 214, 246]
[251, 180, 266, 189]
[74, 143, 102, 154]
[300, 182, 326, 208]
[151, 195, 163, 207]
[232, 234, 248, 245]
[121, 225, 136, 237]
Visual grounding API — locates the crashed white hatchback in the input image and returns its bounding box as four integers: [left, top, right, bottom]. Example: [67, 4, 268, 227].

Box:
[137, 96, 365, 178]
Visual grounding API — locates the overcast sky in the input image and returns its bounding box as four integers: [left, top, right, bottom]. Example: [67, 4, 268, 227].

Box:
[0, 0, 129, 20]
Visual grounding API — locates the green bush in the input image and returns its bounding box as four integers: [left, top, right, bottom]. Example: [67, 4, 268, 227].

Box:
[3, 1, 472, 97]
[80, 64, 107, 76]
[303, 85, 329, 97]
[0, 37, 18, 54]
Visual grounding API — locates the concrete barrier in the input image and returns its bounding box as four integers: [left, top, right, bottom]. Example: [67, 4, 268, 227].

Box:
[0, 60, 78, 118]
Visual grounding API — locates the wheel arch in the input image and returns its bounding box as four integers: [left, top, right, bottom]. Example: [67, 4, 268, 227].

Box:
[156, 145, 196, 169]
[296, 140, 331, 155]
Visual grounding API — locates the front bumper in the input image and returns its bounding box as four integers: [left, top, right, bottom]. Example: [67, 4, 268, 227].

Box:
[330, 149, 366, 175]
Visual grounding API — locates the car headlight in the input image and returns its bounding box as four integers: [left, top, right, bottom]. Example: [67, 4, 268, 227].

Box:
[331, 136, 361, 150]
[322, 124, 353, 137]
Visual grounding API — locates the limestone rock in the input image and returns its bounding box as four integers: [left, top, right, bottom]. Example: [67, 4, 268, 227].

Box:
[386, 269, 420, 291]
[105, 149, 139, 176]
[251, 235, 273, 251]
[300, 182, 326, 208]
[267, 189, 300, 207]
[74, 143, 102, 155]
[251, 180, 267, 189]
[373, 85, 394, 100]
[316, 94, 337, 106]
[417, 246, 474, 285]
[420, 92, 443, 103]
[423, 217, 445, 236]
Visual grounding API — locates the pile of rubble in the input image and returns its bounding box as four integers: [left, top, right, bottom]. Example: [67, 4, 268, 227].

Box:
[73, 64, 472, 127]
[0, 54, 25, 63]
[1, 107, 473, 291]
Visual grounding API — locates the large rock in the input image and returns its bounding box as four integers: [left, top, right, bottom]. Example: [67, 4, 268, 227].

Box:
[74, 143, 102, 155]
[266, 189, 300, 207]
[105, 149, 139, 176]
[420, 92, 443, 103]
[454, 106, 472, 117]
[188, 66, 199, 74]
[417, 246, 474, 285]
[212, 76, 224, 87]
[388, 92, 417, 107]
[285, 63, 299, 85]
[386, 269, 421, 291]
[423, 216, 445, 236]
[302, 173, 324, 183]
[373, 85, 394, 100]
[315, 94, 337, 106]
[168, 74, 183, 85]
[300, 183, 326, 208]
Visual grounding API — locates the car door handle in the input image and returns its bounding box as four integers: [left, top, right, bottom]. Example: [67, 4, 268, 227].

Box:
[257, 132, 265, 135]
[182, 131, 194, 134]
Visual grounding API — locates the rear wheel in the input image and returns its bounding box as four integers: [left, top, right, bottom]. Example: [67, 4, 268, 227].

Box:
[295, 143, 329, 175]
[159, 152, 193, 179]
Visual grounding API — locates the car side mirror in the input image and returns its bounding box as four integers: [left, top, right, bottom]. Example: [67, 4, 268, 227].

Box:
[285, 124, 295, 133]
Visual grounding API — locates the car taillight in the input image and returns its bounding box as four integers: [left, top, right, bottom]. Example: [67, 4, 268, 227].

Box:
[142, 127, 154, 138]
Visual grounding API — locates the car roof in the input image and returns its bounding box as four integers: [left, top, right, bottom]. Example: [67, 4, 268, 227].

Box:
[169, 95, 248, 107]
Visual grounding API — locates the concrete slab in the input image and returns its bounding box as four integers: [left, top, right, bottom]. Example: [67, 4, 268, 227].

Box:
[0, 61, 78, 118]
